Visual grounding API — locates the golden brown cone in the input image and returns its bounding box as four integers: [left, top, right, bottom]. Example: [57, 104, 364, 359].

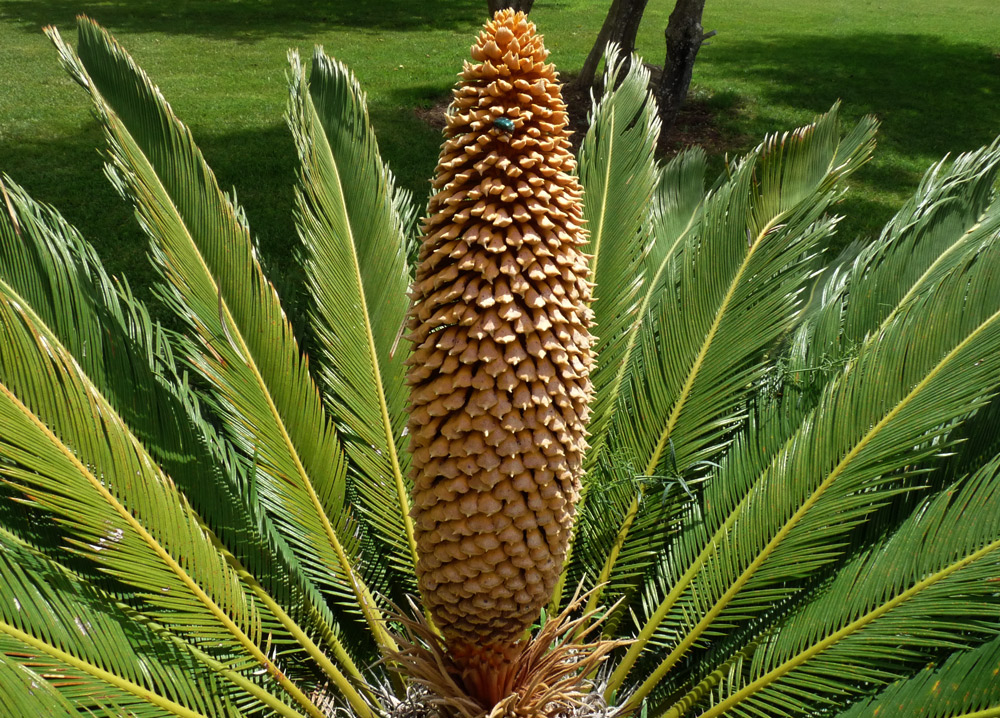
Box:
[405, 9, 594, 649]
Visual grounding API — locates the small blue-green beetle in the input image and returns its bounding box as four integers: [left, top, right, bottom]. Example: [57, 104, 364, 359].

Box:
[493, 116, 515, 133]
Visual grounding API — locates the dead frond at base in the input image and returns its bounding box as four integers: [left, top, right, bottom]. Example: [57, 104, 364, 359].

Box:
[384, 592, 629, 718]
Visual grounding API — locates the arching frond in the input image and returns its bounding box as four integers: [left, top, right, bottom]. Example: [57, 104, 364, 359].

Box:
[583, 107, 878, 619]
[692, 456, 1000, 717]
[787, 140, 1000, 399]
[565, 147, 709, 614]
[0, 527, 238, 718]
[288, 48, 418, 590]
[577, 44, 661, 464]
[44, 19, 394, 657]
[623, 106, 876, 484]
[616, 191, 1000, 712]
[0, 286, 349, 715]
[556, 44, 668, 613]
[0, 172, 370, 716]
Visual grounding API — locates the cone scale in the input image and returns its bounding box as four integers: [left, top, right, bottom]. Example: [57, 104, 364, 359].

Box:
[405, 7, 594, 667]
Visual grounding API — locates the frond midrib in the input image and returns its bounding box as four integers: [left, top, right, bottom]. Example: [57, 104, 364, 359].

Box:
[691, 535, 1000, 718]
[300, 83, 419, 579]
[587, 107, 615, 284]
[0, 620, 214, 718]
[0, 377, 330, 718]
[644, 303, 1000, 714]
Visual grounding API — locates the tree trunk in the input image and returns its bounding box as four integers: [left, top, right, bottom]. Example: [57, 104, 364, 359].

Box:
[487, 0, 535, 15]
[656, 0, 709, 133]
[575, 0, 650, 89]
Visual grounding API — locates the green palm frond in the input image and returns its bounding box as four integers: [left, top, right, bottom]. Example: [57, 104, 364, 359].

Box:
[696, 455, 1000, 717]
[786, 140, 1000, 399]
[607, 395, 813, 707]
[0, 175, 370, 689]
[288, 48, 418, 588]
[577, 45, 661, 463]
[0, 286, 337, 715]
[45, 20, 394, 655]
[775, 141, 1000, 576]
[834, 632, 1000, 718]
[0, 527, 235, 718]
[622, 106, 875, 480]
[614, 184, 1000, 710]
[565, 144, 708, 616]
[554, 45, 664, 613]
[568, 146, 708, 618]
[0, 176, 114, 389]
[580, 107, 878, 618]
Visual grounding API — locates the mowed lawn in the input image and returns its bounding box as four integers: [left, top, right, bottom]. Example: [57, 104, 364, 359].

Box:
[1, 0, 998, 301]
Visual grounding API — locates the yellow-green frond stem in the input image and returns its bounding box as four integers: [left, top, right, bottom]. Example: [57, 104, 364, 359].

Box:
[232, 557, 377, 718]
[0, 380, 330, 718]
[690, 538, 1000, 717]
[0, 623, 219, 718]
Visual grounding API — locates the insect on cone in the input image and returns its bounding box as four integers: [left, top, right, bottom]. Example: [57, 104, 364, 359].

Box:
[405, 7, 595, 700]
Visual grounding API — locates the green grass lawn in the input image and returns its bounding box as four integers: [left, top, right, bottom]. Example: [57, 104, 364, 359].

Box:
[2, 0, 998, 303]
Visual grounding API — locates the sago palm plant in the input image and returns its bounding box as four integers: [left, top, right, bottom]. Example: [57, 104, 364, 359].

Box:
[2, 9, 1000, 718]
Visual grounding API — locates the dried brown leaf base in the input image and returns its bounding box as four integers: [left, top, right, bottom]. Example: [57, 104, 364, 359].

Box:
[380, 683, 622, 718]
[383, 595, 628, 718]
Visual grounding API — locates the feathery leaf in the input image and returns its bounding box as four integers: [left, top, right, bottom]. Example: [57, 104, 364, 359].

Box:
[588, 107, 878, 623]
[622, 190, 1000, 712]
[45, 19, 393, 659]
[288, 47, 418, 590]
[695, 455, 1000, 716]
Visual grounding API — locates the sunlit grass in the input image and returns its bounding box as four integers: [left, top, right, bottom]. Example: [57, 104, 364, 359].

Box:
[1, 0, 997, 299]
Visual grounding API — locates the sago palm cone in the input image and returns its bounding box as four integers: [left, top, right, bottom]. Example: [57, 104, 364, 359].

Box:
[405, 6, 595, 673]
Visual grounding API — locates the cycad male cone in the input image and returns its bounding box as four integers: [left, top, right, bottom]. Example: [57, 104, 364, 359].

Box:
[406, 9, 594, 648]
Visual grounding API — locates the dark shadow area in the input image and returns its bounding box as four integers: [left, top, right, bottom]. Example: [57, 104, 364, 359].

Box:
[2, 0, 486, 39]
[3, 121, 303, 323]
[704, 32, 1000, 159]
[196, 123, 304, 311]
[702, 31, 1000, 240]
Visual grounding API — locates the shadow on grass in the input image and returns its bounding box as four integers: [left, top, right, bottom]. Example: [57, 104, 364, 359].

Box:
[2, 0, 486, 39]
[3, 122, 303, 321]
[704, 32, 1000, 158]
[3, 97, 445, 326]
[701, 32, 1000, 242]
